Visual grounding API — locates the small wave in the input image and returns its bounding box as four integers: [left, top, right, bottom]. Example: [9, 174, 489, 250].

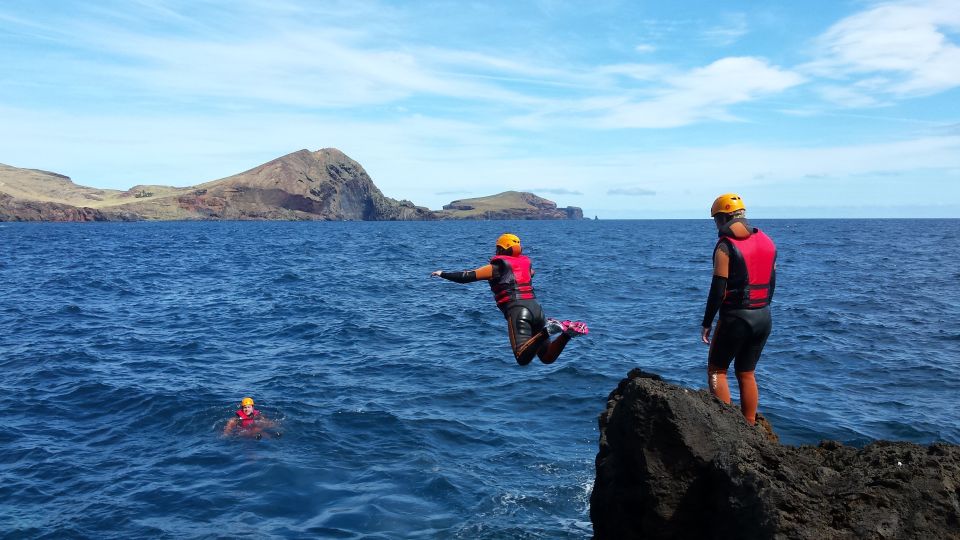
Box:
[273, 271, 303, 283]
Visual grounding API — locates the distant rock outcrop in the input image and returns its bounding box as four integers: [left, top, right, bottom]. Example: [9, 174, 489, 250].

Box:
[0, 150, 584, 222]
[0, 193, 137, 222]
[117, 148, 436, 221]
[591, 369, 960, 540]
[438, 191, 583, 220]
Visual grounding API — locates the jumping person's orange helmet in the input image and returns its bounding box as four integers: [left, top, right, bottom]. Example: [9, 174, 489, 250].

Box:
[710, 193, 746, 217]
[495, 233, 522, 256]
[241, 397, 254, 407]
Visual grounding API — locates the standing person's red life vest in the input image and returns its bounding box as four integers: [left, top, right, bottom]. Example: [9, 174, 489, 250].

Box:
[235, 409, 261, 428]
[717, 229, 777, 309]
[488, 255, 536, 306]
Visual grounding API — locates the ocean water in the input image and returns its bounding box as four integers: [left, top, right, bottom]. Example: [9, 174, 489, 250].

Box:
[1, 219, 958, 538]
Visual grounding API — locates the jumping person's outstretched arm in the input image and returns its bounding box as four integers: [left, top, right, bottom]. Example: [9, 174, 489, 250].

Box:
[431, 264, 494, 283]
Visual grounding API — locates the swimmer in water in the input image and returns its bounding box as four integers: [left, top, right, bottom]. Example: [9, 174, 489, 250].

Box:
[223, 397, 281, 439]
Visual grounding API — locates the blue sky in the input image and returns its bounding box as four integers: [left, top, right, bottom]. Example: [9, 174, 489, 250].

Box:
[1, 0, 959, 218]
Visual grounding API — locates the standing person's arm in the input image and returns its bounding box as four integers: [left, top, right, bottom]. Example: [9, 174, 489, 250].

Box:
[431, 264, 494, 283]
[768, 262, 776, 301]
[700, 246, 729, 344]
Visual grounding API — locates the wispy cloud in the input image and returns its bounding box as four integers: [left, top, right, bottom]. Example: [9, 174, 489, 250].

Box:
[702, 13, 749, 46]
[592, 57, 805, 128]
[805, 0, 960, 100]
[608, 187, 656, 196]
[2, 1, 958, 217]
[524, 187, 583, 195]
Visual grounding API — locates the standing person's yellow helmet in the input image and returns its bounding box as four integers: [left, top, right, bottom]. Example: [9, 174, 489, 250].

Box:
[495, 233, 522, 256]
[711, 193, 746, 217]
[241, 397, 255, 407]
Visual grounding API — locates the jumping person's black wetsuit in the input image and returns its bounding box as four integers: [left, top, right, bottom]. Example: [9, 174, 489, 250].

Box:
[437, 255, 570, 366]
[702, 218, 777, 373]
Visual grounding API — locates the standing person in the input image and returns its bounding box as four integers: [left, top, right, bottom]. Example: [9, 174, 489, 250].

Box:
[431, 233, 588, 366]
[700, 194, 777, 425]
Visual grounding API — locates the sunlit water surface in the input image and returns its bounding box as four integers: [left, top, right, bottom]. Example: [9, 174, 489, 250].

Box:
[2, 219, 958, 538]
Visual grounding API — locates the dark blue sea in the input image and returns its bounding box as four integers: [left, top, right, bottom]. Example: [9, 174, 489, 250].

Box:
[2, 219, 958, 538]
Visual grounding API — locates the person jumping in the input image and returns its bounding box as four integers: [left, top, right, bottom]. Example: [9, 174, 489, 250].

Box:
[431, 233, 588, 366]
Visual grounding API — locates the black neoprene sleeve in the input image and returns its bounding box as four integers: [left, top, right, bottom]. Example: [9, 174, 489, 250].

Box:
[701, 275, 727, 328]
[439, 270, 478, 283]
[768, 267, 776, 301]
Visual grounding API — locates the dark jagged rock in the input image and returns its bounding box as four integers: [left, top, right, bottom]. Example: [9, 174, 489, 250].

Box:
[591, 369, 960, 540]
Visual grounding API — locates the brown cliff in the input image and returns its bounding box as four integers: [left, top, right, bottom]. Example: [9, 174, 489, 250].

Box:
[438, 191, 583, 220]
[0, 150, 583, 221]
[0, 193, 138, 222]
[108, 148, 436, 221]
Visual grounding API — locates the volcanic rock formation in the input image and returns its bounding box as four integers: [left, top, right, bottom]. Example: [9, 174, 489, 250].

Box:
[124, 148, 435, 221]
[438, 191, 583, 220]
[590, 369, 960, 540]
[0, 150, 584, 221]
[0, 193, 138, 222]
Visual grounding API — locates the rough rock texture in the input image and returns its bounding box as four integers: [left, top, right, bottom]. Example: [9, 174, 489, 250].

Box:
[0, 149, 436, 221]
[131, 148, 436, 221]
[0, 193, 138, 222]
[591, 369, 960, 540]
[438, 191, 583, 220]
[2, 151, 583, 221]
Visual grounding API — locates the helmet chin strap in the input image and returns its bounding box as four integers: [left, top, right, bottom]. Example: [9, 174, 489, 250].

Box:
[716, 215, 749, 237]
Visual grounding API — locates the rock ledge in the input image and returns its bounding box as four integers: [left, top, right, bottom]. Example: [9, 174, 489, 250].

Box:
[590, 369, 960, 539]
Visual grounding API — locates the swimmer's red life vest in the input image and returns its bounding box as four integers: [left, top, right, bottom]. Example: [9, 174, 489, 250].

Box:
[489, 255, 536, 306]
[235, 409, 261, 428]
[717, 229, 776, 309]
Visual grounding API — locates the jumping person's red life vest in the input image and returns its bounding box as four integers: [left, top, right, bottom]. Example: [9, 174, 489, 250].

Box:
[717, 229, 776, 309]
[488, 255, 536, 306]
[235, 409, 261, 428]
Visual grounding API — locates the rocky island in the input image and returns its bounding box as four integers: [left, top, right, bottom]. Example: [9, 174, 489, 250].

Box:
[0, 149, 583, 222]
[590, 369, 960, 539]
[438, 191, 583, 220]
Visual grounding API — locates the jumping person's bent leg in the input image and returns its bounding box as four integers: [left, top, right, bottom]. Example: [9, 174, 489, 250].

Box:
[506, 305, 549, 366]
[537, 333, 571, 365]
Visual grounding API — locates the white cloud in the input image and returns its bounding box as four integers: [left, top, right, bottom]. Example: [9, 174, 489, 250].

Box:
[86, 31, 542, 109]
[593, 57, 805, 128]
[806, 0, 960, 98]
[815, 85, 884, 108]
[702, 13, 749, 46]
[523, 187, 583, 196]
[608, 187, 656, 196]
[634, 44, 657, 54]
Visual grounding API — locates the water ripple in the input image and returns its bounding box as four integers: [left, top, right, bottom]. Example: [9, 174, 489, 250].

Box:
[1, 219, 958, 538]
